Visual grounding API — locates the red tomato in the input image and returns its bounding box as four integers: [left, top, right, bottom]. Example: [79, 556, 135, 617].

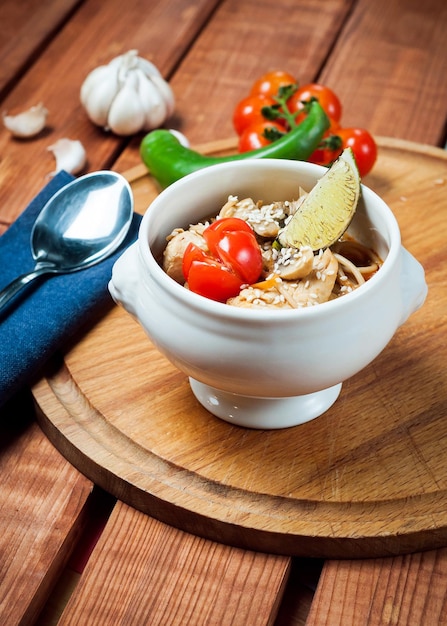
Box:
[213, 231, 262, 284]
[337, 127, 377, 176]
[287, 83, 342, 124]
[238, 120, 285, 152]
[232, 94, 276, 135]
[183, 218, 263, 302]
[182, 243, 208, 279]
[250, 70, 297, 98]
[307, 117, 343, 166]
[183, 246, 245, 302]
[204, 218, 262, 284]
[205, 217, 254, 237]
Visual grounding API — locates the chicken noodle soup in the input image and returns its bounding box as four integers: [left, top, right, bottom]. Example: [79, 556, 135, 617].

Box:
[163, 192, 382, 308]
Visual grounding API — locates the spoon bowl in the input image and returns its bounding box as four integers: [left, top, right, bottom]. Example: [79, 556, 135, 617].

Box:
[0, 170, 133, 313]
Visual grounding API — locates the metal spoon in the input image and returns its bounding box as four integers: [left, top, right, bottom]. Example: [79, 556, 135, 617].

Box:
[0, 170, 133, 313]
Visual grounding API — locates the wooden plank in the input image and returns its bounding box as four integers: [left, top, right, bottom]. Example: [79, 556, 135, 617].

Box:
[273, 559, 323, 626]
[0, 393, 93, 626]
[306, 549, 447, 625]
[167, 0, 355, 144]
[0, 0, 221, 225]
[0, 0, 82, 98]
[319, 0, 447, 145]
[57, 501, 290, 626]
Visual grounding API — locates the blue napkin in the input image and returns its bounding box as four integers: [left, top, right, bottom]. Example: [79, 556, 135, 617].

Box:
[0, 171, 141, 409]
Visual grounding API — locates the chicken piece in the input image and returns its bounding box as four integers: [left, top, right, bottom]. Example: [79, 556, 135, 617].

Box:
[219, 196, 287, 238]
[229, 249, 339, 309]
[163, 226, 207, 283]
[279, 248, 339, 307]
[228, 283, 291, 309]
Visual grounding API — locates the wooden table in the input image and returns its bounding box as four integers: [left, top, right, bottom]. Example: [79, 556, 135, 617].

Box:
[1, 1, 446, 624]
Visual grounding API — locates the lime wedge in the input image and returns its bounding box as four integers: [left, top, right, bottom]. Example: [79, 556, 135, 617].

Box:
[279, 148, 360, 251]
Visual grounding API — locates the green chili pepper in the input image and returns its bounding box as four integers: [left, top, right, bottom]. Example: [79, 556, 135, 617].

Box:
[140, 100, 330, 188]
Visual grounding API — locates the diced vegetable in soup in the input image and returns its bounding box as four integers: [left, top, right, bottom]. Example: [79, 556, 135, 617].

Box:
[162, 191, 382, 307]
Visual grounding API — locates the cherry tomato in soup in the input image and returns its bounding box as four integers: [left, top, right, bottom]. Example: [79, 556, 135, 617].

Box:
[183, 244, 244, 302]
[250, 70, 297, 98]
[337, 127, 377, 176]
[204, 218, 262, 284]
[214, 231, 262, 284]
[204, 217, 255, 240]
[238, 120, 285, 152]
[232, 94, 276, 135]
[182, 243, 208, 280]
[287, 83, 342, 124]
[183, 218, 263, 302]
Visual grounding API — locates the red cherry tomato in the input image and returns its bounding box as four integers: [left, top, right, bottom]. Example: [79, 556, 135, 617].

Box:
[232, 94, 277, 135]
[183, 245, 245, 303]
[205, 217, 255, 237]
[214, 231, 262, 284]
[337, 127, 377, 176]
[307, 117, 343, 166]
[287, 83, 342, 124]
[204, 218, 262, 284]
[238, 120, 285, 152]
[183, 218, 263, 302]
[182, 242, 208, 279]
[250, 70, 297, 98]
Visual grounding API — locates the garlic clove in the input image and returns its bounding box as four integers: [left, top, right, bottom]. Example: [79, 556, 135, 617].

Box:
[107, 73, 145, 136]
[47, 138, 87, 175]
[2, 102, 48, 138]
[149, 74, 175, 117]
[80, 65, 120, 127]
[135, 69, 168, 130]
[168, 129, 190, 147]
[81, 64, 115, 104]
[117, 49, 140, 76]
[137, 55, 163, 79]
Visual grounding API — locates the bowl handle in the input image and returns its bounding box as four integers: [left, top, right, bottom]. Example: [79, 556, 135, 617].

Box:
[108, 242, 141, 317]
[398, 246, 428, 326]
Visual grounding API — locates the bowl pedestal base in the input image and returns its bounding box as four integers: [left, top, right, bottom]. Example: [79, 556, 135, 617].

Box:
[189, 378, 342, 429]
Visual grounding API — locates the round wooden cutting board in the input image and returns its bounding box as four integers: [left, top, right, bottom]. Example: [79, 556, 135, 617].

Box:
[33, 138, 447, 559]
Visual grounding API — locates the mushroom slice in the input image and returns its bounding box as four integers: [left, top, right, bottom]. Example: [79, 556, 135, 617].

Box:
[279, 249, 339, 307]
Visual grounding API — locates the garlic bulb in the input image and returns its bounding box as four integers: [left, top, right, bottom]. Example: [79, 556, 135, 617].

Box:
[2, 103, 48, 138]
[80, 50, 175, 136]
[48, 138, 87, 175]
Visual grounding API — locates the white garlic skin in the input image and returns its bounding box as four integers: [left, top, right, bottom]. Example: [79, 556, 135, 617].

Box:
[47, 138, 87, 175]
[167, 129, 190, 147]
[80, 50, 175, 136]
[2, 103, 48, 138]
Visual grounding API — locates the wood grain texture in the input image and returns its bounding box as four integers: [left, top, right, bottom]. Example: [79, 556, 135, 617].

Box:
[0, 0, 82, 98]
[0, 394, 93, 626]
[1, 0, 446, 622]
[57, 500, 290, 626]
[168, 0, 355, 143]
[33, 138, 447, 559]
[0, 0, 221, 225]
[319, 0, 447, 146]
[306, 549, 447, 625]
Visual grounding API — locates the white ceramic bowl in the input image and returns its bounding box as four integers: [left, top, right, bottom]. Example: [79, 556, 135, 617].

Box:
[109, 159, 427, 429]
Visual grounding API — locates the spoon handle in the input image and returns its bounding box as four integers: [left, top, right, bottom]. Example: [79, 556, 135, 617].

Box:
[0, 266, 51, 314]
